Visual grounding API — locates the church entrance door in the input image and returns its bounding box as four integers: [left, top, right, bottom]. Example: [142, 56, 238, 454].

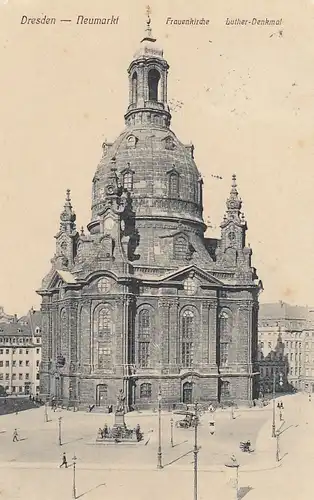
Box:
[182, 382, 193, 404]
[96, 384, 108, 406]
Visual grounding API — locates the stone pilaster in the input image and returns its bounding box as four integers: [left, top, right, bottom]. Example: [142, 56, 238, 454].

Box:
[157, 298, 170, 366]
[208, 299, 218, 366]
[236, 302, 250, 365]
[201, 300, 210, 365]
[80, 299, 92, 375]
[69, 302, 78, 367]
[247, 302, 252, 365]
[51, 305, 58, 359]
[169, 299, 179, 367]
[41, 304, 50, 364]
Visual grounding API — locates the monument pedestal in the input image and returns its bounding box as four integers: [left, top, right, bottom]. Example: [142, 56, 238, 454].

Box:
[113, 410, 125, 428]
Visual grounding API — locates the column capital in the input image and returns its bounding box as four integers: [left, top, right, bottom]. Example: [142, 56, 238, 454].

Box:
[201, 300, 211, 309]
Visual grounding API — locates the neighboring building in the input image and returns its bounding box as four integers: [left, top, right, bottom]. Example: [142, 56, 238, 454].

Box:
[301, 322, 314, 393]
[0, 306, 14, 324]
[0, 307, 42, 395]
[37, 18, 261, 409]
[258, 301, 314, 394]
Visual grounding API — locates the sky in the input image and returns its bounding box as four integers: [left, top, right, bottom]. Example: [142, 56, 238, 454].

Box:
[0, 0, 314, 315]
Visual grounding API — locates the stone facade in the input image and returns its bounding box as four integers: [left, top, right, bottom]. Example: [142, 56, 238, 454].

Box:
[258, 301, 314, 394]
[37, 21, 261, 409]
[0, 308, 42, 396]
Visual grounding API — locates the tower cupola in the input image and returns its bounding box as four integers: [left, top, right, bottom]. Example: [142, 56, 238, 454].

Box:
[124, 7, 171, 128]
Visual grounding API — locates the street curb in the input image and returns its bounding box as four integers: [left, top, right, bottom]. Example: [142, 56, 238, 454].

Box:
[0, 461, 283, 473]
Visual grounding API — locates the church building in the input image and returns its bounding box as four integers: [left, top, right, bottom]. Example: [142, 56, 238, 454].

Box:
[37, 18, 262, 409]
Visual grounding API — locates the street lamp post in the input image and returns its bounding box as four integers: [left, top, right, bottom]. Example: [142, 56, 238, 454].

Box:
[225, 455, 240, 500]
[44, 402, 48, 423]
[170, 417, 174, 447]
[58, 416, 62, 446]
[157, 388, 163, 469]
[193, 400, 199, 500]
[72, 454, 77, 499]
[272, 371, 276, 438]
[276, 431, 280, 462]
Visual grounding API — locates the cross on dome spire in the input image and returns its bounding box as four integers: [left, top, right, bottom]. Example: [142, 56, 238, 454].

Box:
[146, 5, 152, 37]
[141, 5, 156, 42]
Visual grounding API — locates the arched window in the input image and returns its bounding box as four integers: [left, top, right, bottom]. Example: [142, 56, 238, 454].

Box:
[138, 309, 150, 368]
[148, 69, 160, 101]
[132, 72, 138, 104]
[182, 310, 194, 367]
[221, 380, 230, 397]
[97, 307, 111, 338]
[140, 383, 152, 398]
[96, 306, 112, 369]
[220, 311, 229, 335]
[169, 173, 179, 197]
[174, 236, 188, 260]
[123, 171, 133, 191]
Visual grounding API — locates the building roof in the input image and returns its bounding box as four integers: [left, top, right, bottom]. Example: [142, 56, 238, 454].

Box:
[56, 269, 77, 284]
[259, 301, 311, 321]
[0, 308, 42, 336]
[0, 306, 14, 324]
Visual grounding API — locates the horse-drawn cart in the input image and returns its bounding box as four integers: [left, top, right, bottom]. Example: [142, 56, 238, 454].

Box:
[174, 410, 199, 428]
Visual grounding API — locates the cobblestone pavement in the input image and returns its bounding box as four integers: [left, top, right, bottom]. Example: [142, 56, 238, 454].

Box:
[0, 396, 307, 499]
[0, 404, 271, 468]
[248, 392, 314, 500]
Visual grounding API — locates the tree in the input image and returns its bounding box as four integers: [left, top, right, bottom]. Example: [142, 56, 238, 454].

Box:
[0, 386, 7, 397]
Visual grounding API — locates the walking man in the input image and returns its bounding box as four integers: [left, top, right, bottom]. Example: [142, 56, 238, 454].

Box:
[12, 429, 19, 442]
[59, 452, 68, 468]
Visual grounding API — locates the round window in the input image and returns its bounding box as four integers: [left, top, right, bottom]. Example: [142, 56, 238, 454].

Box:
[184, 279, 197, 295]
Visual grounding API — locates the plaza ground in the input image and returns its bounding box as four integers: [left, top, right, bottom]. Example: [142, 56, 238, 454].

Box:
[0, 394, 312, 499]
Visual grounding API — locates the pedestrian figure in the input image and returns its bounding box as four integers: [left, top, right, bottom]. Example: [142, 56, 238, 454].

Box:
[103, 423, 108, 437]
[12, 429, 18, 442]
[309, 394, 311, 402]
[59, 452, 68, 468]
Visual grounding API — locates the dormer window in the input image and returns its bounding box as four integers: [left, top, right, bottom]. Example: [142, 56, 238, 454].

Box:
[126, 135, 137, 149]
[169, 173, 179, 197]
[121, 163, 135, 192]
[123, 171, 133, 191]
[167, 165, 180, 198]
[174, 235, 188, 260]
[164, 137, 175, 150]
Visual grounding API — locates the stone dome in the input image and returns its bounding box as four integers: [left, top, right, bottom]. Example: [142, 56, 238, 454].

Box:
[90, 124, 203, 229]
